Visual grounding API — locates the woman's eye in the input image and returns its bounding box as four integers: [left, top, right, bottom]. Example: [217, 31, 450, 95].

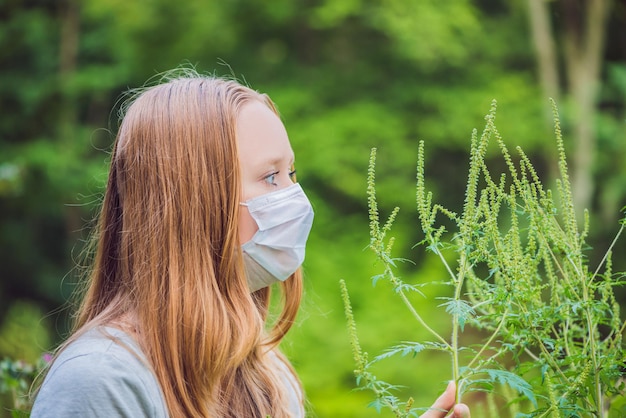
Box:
[289, 169, 297, 182]
[264, 172, 278, 186]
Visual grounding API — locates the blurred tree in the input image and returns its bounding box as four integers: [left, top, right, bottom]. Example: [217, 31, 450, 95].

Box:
[527, 0, 613, 216]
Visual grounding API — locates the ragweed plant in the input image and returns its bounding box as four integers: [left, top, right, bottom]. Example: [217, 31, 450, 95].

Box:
[341, 101, 626, 417]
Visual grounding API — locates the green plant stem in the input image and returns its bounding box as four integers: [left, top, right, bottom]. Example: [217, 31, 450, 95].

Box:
[583, 291, 603, 418]
[562, 321, 572, 357]
[388, 271, 450, 349]
[451, 315, 460, 403]
[522, 347, 540, 362]
[424, 230, 464, 401]
[614, 320, 626, 347]
[512, 298, 570, 383]
[451, 252, 469, 403]
[536, 228, 580, 359]
[590, 223, 624, 281]
[541, 235, 583, 304]
[568, 239, 604, 415]
[465, 308, 509, 372]
[429, 235, 459, 287]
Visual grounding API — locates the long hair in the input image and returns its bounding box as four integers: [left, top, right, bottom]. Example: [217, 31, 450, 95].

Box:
[68, 72, 304, 417]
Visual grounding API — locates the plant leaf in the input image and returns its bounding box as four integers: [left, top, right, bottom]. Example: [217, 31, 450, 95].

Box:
[480, 368, 538, 407]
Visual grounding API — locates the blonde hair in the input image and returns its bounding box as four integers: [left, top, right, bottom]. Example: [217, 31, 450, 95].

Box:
[68, 72, 304, 417]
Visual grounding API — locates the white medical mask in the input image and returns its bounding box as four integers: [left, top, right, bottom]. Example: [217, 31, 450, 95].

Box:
[241, 183, 314, 292]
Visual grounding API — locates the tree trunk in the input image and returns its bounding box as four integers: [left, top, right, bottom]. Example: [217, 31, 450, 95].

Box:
[526, 0, 562, 188]
[527, 0, 561, 113]
[58, 0, 83, 253]
[59, 0, 79, 139]
[561, 0, 610, 215]
[527, 0, 611, 219]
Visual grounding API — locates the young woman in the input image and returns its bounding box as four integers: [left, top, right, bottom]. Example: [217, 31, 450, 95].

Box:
[31, 71, 470, 417]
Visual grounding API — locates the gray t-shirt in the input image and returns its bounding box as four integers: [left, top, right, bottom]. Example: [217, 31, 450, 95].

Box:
[31, 327, 305, 417]
[31, 327, 169, 418]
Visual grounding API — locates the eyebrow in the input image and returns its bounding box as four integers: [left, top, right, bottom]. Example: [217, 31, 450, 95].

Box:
[266, 153, 295, 166]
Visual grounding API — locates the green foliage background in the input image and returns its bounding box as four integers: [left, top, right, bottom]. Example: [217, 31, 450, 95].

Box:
[0, 0, 624, 416]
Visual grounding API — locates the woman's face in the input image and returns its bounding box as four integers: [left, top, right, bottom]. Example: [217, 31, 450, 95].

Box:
[237, 100, 296, 244]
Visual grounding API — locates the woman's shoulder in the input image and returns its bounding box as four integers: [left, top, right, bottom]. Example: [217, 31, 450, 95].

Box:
[31, 326, 169, 418]
[46, 326, 150, 379]
[53, 326, 145, 363]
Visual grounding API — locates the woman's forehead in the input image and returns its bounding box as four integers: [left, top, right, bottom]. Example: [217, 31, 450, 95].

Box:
[236, 101, 294, 165]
